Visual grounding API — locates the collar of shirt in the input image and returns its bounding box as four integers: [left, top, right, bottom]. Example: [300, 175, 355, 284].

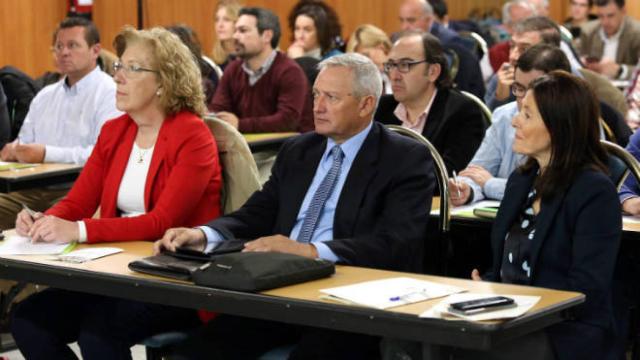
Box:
[242, 50, 278, 86]
[62, 66, 102, 95]
[393, 89, 438, 133]
[599, 20, 624, 43]
[322, 121, 373, 167]
[304, 48, 322, 60]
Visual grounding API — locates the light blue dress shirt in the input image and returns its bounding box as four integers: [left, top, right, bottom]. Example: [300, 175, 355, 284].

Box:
[461, 101, 524, 202]
[202, 122, 373, 262]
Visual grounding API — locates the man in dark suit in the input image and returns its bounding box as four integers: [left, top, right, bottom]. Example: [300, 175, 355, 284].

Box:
[374, 31, 485, 175]
[155, 53, 435, 359]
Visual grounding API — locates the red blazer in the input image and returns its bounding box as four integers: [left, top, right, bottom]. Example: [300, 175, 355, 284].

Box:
[46, 111, 222, 243]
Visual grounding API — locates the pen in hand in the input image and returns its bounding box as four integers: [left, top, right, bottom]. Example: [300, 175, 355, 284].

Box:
[452, 171, 462, 199]
[22, 203, 37, 218]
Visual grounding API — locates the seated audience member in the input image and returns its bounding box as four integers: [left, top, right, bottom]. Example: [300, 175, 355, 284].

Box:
[396, 0, 486, 98]
[346, 24, 392, 94]
[0, 17, 121, 230]
[472, 71, 623, 360]
[0, 84, 9, 149]
[580, 0, 640, 80]
[627, 61, 640, 129]
[453, 44, 630, 205]
[209, 7, 313, 133]
[10, 26, 222, 359]
[287, 0, 343, 60]
[563, 0, 597, 44]
[486, 15, 628, 117]
[393, 71, 624, 360]
[166, 24, 219, 105]
[212, 0, 242, 69]
[452, 45, 571, 205]
[155, 53, 435, 359]
[488, 0, 536, 73]
[374, 31, 485, 174]
[619, 130, 640, 214]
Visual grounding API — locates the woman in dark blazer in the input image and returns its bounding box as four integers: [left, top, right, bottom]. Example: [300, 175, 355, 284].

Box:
[471, 71, 623, 360]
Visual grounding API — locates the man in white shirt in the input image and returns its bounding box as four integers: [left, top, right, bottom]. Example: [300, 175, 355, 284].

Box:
[580, 0, 640, 79]
[0, 17, 120, 229]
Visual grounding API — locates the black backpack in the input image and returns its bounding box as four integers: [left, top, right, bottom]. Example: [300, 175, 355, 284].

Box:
[0, 66, 42, 140]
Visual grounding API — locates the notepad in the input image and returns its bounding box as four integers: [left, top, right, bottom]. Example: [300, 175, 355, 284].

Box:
[0, 235, 73, 255]
[420, 293, 540, 321]
[55, 247, 122, 263]
[0, 161, 37, 172]
[320, 277, 465, 309]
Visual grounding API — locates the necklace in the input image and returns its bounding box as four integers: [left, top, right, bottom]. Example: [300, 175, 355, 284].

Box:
[137, 147, 149, 164]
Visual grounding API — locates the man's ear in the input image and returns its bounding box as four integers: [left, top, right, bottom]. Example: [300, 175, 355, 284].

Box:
[427, 63, 441, 82]
[261, 29, 274, 46]
[90, 43, 102, 60]
[358, 95, 376, 118]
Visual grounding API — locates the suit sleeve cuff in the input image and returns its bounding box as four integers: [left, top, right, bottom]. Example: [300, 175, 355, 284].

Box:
[312, 242, 340, 262]
[200, 226, 226, 253]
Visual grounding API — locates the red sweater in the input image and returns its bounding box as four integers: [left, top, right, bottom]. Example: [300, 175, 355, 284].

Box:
[209, 52, 314, 133]
[46, 111, 222, 243]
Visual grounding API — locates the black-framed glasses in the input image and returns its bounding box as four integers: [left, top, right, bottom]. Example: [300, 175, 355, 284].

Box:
[383, 59, 429, 74]
[113, 61, 158, 77]
[511, 83, 527, 97]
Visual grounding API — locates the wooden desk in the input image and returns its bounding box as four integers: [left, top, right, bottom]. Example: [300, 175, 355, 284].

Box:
[243, 132, 298, 153]
[0, 163, 83, 193]
[0, 241, 583, 358]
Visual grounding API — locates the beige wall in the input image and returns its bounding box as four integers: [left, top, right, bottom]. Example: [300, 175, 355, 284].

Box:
[1, 0, 639, 78]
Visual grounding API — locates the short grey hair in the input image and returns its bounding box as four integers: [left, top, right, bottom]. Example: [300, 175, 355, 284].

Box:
[318, 53, 383, 102]
[420, 0, 434, 16]
[502, 0, 536, 26]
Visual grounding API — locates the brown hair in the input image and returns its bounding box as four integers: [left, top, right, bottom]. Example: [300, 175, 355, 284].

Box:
[288, 0, 342, 56]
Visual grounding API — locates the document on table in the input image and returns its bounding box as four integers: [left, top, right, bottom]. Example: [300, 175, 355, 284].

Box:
[56, 247, 123, 263]
[623, 215, 640, 225]
[320, 277, 465, 309]
[0, 235, 74, 255]
[0, 161, 37, 172]
[420, 293, 540, 321]
[431, 200, 501, 218]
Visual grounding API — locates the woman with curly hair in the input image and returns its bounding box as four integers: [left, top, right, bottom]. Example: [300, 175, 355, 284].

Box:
[287, 0, 343, 60]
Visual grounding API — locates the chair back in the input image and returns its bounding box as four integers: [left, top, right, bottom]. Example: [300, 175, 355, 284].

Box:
[458, 31, 488, 59]
[601, 139, 640, 190]
[443, 47, 460, 80]
[460, 90, 492, 127]
[386, 125, 450, 234]
[203, 114, 261, 214]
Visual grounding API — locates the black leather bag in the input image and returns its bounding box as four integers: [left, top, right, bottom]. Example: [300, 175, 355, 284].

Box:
[192, 252, 335, 292]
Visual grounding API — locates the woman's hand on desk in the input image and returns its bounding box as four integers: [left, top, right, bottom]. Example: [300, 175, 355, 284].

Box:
[15, 209, 44, 236]
[154, 228, 206, 254]
[27, 215, 78, 243]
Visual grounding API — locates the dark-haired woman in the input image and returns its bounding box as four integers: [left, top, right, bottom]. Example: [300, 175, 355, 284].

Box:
[468, 70, 623, 360]
[286, 0, 343, 60]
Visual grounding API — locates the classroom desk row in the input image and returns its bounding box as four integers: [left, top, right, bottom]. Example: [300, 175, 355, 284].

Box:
[0, 132, 298, 193]
[0, 239, 583, 359]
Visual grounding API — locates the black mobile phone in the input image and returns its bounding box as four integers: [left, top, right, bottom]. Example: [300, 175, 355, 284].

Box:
[448, 296, 516, 315]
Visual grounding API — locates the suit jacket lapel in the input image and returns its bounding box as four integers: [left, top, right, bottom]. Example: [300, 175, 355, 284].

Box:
[422, 89, 447, 140]
[279, 135, 326, 234]
[334, 123, 380, 238]
[528, 188, 566, 279]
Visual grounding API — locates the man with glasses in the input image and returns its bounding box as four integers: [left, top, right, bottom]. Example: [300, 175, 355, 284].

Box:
[0, 17, 120, 230]
[450, 44, 571, 205]
[374, 30, 485, 174]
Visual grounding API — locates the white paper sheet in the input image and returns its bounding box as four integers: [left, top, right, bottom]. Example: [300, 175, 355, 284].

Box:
[420, 293, 540, 321]
[56, 247, 122, 263]
[431, 200, 501, 216]
[0, 236, 71, 255]
[320, 277, 465, 309]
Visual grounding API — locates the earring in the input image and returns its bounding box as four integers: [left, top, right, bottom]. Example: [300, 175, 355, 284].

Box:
[156, 89, 161, 96]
